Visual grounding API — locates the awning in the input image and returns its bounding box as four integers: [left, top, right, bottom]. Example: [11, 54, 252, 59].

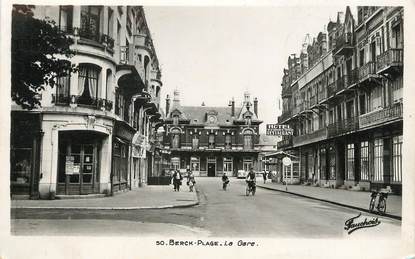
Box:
[263, 151, 298, 159]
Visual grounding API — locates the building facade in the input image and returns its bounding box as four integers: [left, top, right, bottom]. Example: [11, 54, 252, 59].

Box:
[277, 6, 403, 194]
[162, 91, 262, 177]
[10, 5, 164, 198]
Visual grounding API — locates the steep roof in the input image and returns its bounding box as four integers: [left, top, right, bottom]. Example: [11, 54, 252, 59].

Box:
[175, 105, 242, 125]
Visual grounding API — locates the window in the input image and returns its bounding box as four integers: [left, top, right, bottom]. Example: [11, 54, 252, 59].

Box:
[320, 148, 327, 180]
[359, 95, 366, 115]
[359, 49, 365, 67]
[107, 8, 113, 37]
[370, 86, 382, 111]
[360, 141, 370, 181]
[171, 157, 180, 170]
[190, 157, 200, 172]
[208, 134, 215, 148]
[56, 75, 70, 104]
[80, 6, 102, 41]
[171, 129, 180, 149]
[329, 146, 336, 180]
[373, 139, 384, 182]
[59, 6, 73, 33]
[173, 115, 179, 125]
[192, 135, 199, 149]
[78, 64, 100, 105]
[243, 158, 253, 172]
[243, 130, 254, 150]
[392, 77, 403, 103]
[115, 89, 124, 116]
[223, 157, 233, 173]
[392, 135, 402, 183]
[225, 134, 232, 149]
[346, 144, 355, 180]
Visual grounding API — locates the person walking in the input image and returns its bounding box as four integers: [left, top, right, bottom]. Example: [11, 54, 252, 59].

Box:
[172, 169, 183, 191]
[222, 173, 230, 191]
[186, 169, 196, 192]
[262, 170, 267, 184]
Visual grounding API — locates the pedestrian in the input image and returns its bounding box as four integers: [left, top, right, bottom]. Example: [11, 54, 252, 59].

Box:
[172, 169, 183, 191]
[262, 170, 267, 184]
[222, 173, 230, 191]
[186, 169, 196, 192]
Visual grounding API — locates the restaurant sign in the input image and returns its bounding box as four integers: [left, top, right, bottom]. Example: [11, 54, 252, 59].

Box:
[266, 124, 293, 136]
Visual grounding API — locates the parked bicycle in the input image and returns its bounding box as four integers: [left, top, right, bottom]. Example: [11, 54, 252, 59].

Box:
[369, 190, 389, 214]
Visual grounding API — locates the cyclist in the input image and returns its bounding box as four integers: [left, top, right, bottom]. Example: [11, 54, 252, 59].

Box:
[222, 172, 230, 191]
[245, 167, 256, 194]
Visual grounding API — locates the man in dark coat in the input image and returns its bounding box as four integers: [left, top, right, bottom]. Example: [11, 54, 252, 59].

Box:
[172, 169, 183, 191]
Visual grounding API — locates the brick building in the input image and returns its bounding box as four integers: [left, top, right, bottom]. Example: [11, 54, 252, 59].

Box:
[162, 90, 262, 177]
[277, 6, 403, 194]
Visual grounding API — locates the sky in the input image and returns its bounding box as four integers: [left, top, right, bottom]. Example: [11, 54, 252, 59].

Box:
[144, 5, 353, 133]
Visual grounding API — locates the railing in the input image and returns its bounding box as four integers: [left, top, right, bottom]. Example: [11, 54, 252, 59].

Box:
[327, 82, 336, 97]
[134, 34, 151, 48]
[277, 137, 293, 149]
[359, 102, 403, 129]
[336, 76, 346, 92]
[101, 34, 115, 50]
[278, 110, 292, 123]
[358, 61, 377, 80]
[376, 48, 403, 72]
[293, 127, 328, 147]
[346, 69, 359, 87]
[51, 94, 113, 111]
[334, 32, 353, 54]
[327, 117, 359, 137]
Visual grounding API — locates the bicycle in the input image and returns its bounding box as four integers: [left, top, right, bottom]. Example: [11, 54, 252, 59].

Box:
[369, 190, 389, 214]
[245, 180, 256, 196]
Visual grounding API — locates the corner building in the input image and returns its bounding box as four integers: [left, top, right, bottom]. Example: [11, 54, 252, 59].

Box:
[10, 6, 164, 198]
[278, 6, 403, 194]
[162, 91, 262, 177]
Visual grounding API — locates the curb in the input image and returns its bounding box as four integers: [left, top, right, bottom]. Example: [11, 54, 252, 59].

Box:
[11, 192, 200, 211]
[256, 185, 402, 221]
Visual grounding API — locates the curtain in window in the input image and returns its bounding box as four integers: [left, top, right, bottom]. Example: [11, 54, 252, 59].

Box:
[88, 67, 98, 99]
[78, 66, 87, 95]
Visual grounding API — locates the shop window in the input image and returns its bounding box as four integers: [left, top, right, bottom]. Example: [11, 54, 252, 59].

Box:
[319, 148, 327, 180]
[346, 144, 355, 181]
[360, 141, 370, 181]
[392, 135, 402, 182]
[78, 64, 100, 105]
[373, 139, 384, 182]
[80, 6, 102, 42]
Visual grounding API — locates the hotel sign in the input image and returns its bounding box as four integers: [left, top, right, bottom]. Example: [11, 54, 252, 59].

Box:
[266, 124, 293, 136]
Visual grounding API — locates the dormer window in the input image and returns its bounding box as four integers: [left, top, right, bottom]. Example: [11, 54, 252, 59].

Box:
[173, 115, 179, 125]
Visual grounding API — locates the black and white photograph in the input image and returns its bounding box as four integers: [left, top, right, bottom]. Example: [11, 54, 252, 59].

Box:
[1, 1, 415, 259]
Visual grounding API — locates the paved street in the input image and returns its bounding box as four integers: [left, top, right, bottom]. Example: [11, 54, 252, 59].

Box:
[11, 178, 401, 238]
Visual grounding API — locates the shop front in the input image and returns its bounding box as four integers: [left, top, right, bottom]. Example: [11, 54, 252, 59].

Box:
[10, 112, 42, 198]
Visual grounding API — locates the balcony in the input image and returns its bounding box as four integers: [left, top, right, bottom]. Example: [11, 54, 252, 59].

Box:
[327, 117, 359, 137]
[346, 69, 359, 88]
[134, 34, 151, 49]
[336, 76, 346, 93]
[309, 96, 317, 107]
[358, 61, 378, 84]
[376, 48, 403, 76]
[334, 32, 353, 56]
[327, 82, 336, 97]
[359, 102, 403, 129]
[293, 127, 328, 147]
[317, 89, 327, 103]
[278, 110, 292, 123]
[277, 137, 293, 149]
[51, 94, 113, 111]
[76, 27, 115, 52]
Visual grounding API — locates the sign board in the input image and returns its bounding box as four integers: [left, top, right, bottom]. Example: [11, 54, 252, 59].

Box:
[282, 156, 292, 166]
[73, 165, 80, 174]
[65, 156, 74, 175]
[266, 124, 293, 136]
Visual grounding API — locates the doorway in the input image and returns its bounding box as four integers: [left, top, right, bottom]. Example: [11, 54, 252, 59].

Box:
[208, 163, 216, 177]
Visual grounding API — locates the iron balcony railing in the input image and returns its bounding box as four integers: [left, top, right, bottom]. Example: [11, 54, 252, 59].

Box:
[327, 82, 336, 97]
[346, 69, 359, 87]
[327, 117, 359, 137]
[359, 102, 403, 129]
[376, 48, 403, 72]
[293, 127, 328, 147]
[51, 94, 113, 111]
[358, 61, 377, 80]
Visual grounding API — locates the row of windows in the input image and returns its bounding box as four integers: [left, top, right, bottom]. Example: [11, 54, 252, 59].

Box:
[170, 133, 254, 150]
[171, 157, 252, 172]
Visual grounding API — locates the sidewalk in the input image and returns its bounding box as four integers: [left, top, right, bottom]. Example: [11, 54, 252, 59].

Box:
[11, 185, 199, 210]
[256, 181, 401, 219]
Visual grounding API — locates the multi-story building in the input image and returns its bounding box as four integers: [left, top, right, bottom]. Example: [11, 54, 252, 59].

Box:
[277, 6, 403, 194]
[162, 90, 262, 177]
[10, 5, 164, 198]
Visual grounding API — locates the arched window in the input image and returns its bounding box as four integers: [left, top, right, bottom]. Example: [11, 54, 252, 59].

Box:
[171, 128, 181, 149]
[225, 134, 232, 149]
[77, 64, 101, 106]
[243, 129, 254, 150]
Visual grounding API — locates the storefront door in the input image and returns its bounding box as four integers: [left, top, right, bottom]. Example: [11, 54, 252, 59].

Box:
[208, 163, 216, 177]
[57, 132, 100, 195]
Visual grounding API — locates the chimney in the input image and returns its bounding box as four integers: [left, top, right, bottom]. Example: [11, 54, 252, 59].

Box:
[231, 97, 235, 117]
[165, 94, 171, 116]
[254, 97, 258, 116]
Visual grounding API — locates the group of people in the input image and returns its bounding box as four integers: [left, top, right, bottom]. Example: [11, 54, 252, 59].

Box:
[171, 168, 196, 192]
[171, 167, 269, 192]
